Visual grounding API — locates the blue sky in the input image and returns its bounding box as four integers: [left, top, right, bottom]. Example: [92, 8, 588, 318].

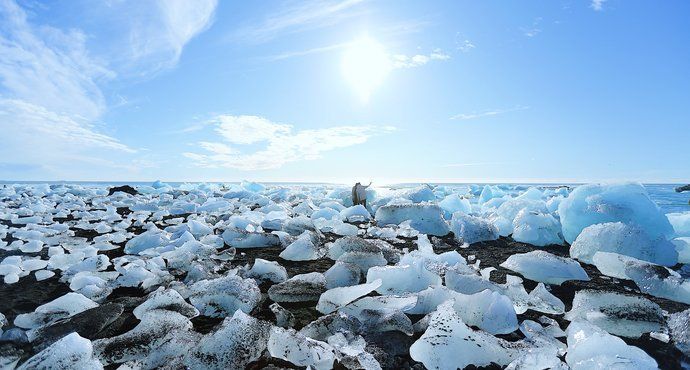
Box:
[1, 0, 688, 183]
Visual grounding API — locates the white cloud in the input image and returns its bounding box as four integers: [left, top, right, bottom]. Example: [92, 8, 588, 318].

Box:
[123, 0, 218, 75]
[521, 17, 542, 38]
[0, 0, 131, 162]
[450, 105, 529, 121]
[184, 115, 395, 170]
[214, 115, 292, 144]
[0, 0, 217, 177]
[392, 49, 450, 69]
[591, 0, 606, 11]
[458, 39, 475, 53]
[233, 0, 366, 43]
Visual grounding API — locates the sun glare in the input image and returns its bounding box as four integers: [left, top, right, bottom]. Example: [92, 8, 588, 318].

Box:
[341, 36, 391, 102]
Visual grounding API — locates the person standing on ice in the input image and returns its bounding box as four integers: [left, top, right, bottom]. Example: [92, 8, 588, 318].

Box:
[352, 182, 372, 207]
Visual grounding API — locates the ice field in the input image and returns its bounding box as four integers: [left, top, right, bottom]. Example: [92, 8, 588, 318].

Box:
[0, 181, 689, 369]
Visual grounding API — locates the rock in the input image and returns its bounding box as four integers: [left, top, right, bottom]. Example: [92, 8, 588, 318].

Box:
[108, 185, 138, 196]
[676, 184, 690, 193]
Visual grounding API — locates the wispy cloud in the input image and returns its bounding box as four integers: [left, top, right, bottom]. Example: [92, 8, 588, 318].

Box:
[0, 1, 130, 154]
[183, 115, 395, 170]
[103, 0, 218, 76]
[591, 0, 606, 11]
[233, 0, 366, 43]
[0, 0, 217, 176]
[440, 162, 512, 168]
[267, 41, 352, 61]
[450, 105, 529, 121]
[457, 39, 475, 53]
[392, 50, 450, 69]
[521, 17, 542, 37]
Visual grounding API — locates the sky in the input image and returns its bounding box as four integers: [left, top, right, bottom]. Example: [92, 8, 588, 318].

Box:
[0, 0, 688, 184]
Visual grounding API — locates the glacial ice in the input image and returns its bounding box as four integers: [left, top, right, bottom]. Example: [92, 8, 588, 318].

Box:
[570, 222, 678, 265]
[438, 194, 472, 219]
[559, 183, 674, 243]
[246, 258, 288, 283]
[0, 181, 684, 369]
[500, 250, 589, 285]
[268, 272, 327, 302]
[410, 301, 519, 369]
[316, 279, 382, 314]
[17, 333, 103, 370]
[267, 326, 337, 370]
[366, 262, 442, 294]
[14, 292, 98, 330]
[324, 261, 361, 288]
[511, 209, 564, 246]
[667, 211, 690, 237]
[374, 203, 450, 236]
[564, 290, 664, 338]
[450, 212, 499, 244]
[280, 232, 325, 261]
[565, 321, 657, 369]
[185, 310, 271, 369]
[188, 274, 261, 317]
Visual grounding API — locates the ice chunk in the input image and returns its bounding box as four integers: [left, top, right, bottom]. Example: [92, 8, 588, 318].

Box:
[313, 218, 359, 236]
[397, 235, 466, 274]
[327, 332, 382, 370]
[591, 251, 640, 279]
[246, 258, 288, 283]
[570, 222, 677, 266]
[410, 301, 519, 369]
[189, 274, 261, 317]
[336, 251, 387, 273]
[668, 308, 690, 356]
[340, 204, 371, 222]
[185, 310, 271, 369]
[93, 309, 197, 367]
[374, 203, 450, 236]
[407, 286, 517, 334]
[221, 227, 280, 248]
[268, 272, 327, 302]
[439, 194, 472, 219]
[325, 262, 361, 289]
[299, 312, 363, 341]
[328, 236, 382, 260]
[35, 269, 55, 281]
[565, 321, 657, 369]
[187, 219, 213, 237]
[366, 262, 442, 294]
[673, 237, 690, 263]
[450, 212, 499, 244]
[14, 292, 98, 329]
[267, 326, 337, 370]
[564, 290, 664, 338]
[124, 228, 169, 254]
[133, 288, 199, 319]
[511, 209, 564, 246]
[500, 250, 589, 285]
[17, 333, 103, 370]
[270, 303, 295, 328]
[279, 232, 325, 261]
[558, 183, 674, 243]
[316, 279, 382, 314]
[528, 283, 565, 314]
[667, 211, 690, 237]
[624, 260, 690, 304]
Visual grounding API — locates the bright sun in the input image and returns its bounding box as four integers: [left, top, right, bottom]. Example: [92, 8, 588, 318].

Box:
[341, 36, 391, 102]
